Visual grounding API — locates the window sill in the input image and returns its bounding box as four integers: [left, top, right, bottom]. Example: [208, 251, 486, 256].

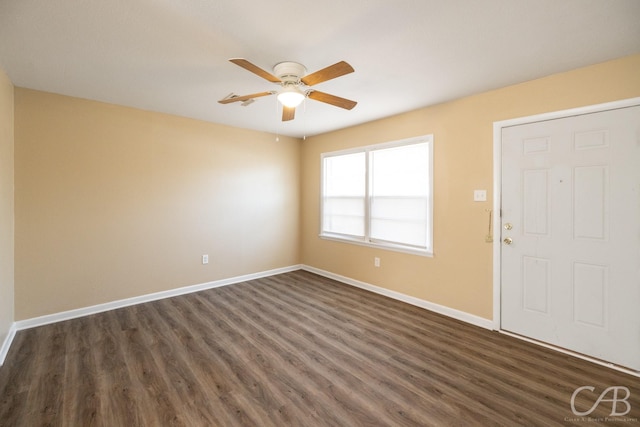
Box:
[319, 234, 433, 258]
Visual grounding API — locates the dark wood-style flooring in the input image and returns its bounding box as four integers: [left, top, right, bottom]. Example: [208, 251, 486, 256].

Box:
[0, 270, 638, 426]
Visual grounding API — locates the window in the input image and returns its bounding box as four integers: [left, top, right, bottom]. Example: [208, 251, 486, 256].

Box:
[321, 135, 433, 256]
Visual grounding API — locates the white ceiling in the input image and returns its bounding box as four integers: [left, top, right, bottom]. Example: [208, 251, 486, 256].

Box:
[1, 0, 639, 138]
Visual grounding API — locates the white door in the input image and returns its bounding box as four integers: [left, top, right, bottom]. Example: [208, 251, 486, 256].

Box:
[501, 105, 640, 371]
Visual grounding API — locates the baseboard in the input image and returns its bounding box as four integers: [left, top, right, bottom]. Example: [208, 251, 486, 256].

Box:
[8, 263, 492, 361]
[301, 265, 494, 330]
[14, 264, 302, 331]
[0, 323, 17, 366]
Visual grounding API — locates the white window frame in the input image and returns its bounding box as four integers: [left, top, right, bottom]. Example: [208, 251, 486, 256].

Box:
[320, 135, 434, 257]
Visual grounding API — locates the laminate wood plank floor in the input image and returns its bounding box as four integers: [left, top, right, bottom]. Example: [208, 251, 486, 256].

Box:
[1, 270, 638, 426]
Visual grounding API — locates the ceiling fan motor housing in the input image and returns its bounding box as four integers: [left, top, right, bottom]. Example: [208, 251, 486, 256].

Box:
[273, 62, 307, 83]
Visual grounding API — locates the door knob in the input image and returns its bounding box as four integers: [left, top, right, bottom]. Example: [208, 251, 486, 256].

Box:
[503, 237, 513, 245]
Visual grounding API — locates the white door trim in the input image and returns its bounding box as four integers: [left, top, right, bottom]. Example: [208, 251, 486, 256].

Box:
[492, 97, 640, 375]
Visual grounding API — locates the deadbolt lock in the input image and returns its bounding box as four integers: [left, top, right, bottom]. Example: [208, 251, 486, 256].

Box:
[504, 223, 513, 230]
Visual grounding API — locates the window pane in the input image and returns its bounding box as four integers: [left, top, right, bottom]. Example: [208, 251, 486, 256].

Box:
[322, 196, 365, 236]
[322, 152, 366, 237]
[370, 197, 428, 221]
[370, 143, 429, 196]
[370, 143, 429, 247]
[370, 218, 428, 247]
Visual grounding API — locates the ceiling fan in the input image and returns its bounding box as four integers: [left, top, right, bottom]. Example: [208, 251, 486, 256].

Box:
[218, 58, 357, 121]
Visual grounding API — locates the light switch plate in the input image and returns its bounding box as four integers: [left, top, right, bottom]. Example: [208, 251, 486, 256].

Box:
[474, 190, 487, 202]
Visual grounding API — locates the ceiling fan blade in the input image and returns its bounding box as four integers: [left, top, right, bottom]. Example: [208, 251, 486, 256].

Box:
[308, 91, 357, 110]
[229, 58, 281, 83]
[282, 106, 295, 121]
[218, 91, 274, 104]
[301, 61, 354, 86]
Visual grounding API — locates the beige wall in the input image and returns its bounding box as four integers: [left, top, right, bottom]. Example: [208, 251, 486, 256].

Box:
[0, 68, 14, 344]
[301, 54, 640, 320]
[14, 89, 301, 319]
[11, 54, 640, 322]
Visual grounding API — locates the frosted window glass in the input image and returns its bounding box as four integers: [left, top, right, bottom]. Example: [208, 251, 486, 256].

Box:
[322, 152, 365, 237]
[370, 143, 429, 247]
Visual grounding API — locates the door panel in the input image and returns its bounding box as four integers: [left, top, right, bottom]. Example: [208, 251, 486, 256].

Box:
[522, 256, 550, 314]
[501, 105, 640, 371]
[572, 262, 607, 328]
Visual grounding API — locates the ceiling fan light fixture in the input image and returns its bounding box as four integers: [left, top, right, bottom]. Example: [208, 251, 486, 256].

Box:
[277, 87, 305, 108]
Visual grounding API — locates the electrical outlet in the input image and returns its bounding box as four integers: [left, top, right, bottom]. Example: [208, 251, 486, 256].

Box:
[374, 257, 380, 267]
[202, 254, 209, 264]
